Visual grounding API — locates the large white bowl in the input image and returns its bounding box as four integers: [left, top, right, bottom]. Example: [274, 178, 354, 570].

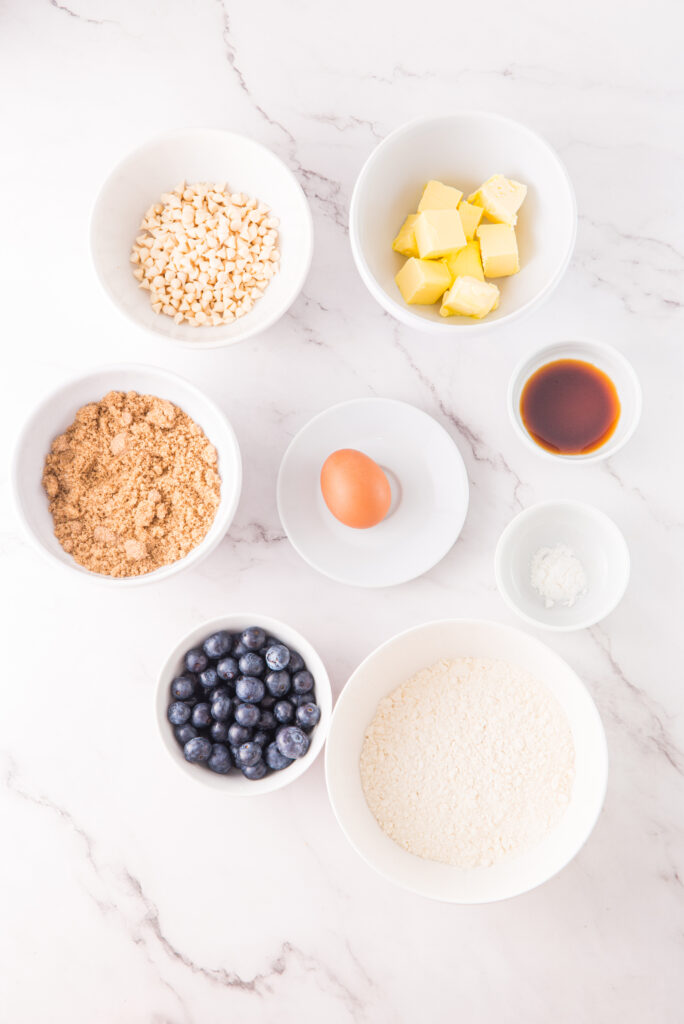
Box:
[91, 129, 313, 347]
[156, 614, 332, 795]
[12, 364, 242, 586]
[508, 338, 642, 462]
[495, 501, 630, 631]
[325, 619, 607, 903]
[350, 113, 576, 335]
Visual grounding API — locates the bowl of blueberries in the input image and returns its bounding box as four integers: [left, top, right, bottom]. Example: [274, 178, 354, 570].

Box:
[156, 614, 331, 793]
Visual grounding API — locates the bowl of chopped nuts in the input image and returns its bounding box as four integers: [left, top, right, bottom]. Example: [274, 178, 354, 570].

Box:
[90, 129, 313, 348]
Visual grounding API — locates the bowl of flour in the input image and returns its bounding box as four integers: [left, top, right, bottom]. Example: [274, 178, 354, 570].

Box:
[325, 619, 607, 903]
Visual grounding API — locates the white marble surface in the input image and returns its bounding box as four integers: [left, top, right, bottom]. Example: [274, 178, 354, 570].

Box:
[1, 1, 683, 1021]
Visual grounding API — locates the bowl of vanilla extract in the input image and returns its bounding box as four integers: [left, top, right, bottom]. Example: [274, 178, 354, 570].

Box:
[508, 339, 642, 462]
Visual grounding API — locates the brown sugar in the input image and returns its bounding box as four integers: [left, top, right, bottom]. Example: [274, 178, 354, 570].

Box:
[42, 390, 221, 577]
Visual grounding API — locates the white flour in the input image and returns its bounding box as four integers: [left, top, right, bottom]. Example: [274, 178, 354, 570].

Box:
[359, 658, 575, 868]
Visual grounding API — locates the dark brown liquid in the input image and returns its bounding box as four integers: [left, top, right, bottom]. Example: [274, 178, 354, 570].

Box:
[520, 359, 620, 455]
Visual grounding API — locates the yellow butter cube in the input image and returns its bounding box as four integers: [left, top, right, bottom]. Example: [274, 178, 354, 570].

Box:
[440, 276, 500, 318]
[476, 224, 520, 277]
[396, 257, 451, 304]
[414, 210, 467, 260]
[467, 174, 527, 226]
[444, 240, 484, 282]
[417, 180, 463, 212]
[392, 214, 419, 257]
[457, 200, 483, 240]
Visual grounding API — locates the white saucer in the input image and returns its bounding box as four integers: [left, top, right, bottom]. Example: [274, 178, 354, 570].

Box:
[277, 398, 469, 587]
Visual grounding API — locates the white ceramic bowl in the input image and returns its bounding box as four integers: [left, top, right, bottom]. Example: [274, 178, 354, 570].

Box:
[156, 614, 332, 794]
[495, 500, 630, 631]
[91, 129, 313, 347]
[508, 338, 642, 462]
[349, 112, 576, 335]
[12, 364, 242, 585]
[277, 398, 469, 587]
[325, 619, 607, 903]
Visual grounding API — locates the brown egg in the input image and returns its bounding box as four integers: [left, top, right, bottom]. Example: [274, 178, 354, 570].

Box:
[320, 449, 392, 529]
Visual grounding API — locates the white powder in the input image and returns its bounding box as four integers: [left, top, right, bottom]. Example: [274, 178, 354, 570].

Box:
[359, 658, 575, 868]
[530, 543, 587, 608]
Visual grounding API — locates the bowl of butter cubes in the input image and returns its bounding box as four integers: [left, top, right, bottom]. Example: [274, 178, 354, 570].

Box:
[349, 112, 577, 335]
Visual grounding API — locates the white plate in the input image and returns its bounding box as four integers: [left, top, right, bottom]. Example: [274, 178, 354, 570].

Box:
[325, 619, 608, 903]
[495, 500, 630, 631]
[277, 398, 469, 587]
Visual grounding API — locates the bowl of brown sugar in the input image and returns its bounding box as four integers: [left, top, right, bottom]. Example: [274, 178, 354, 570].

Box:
[12, 365, 242, 584]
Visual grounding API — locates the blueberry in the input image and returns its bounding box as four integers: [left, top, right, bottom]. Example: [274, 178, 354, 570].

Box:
[174, 724, 197, 745]
[265, 670, 290, 698]
[210, 720, 230, 743]
[274, 700, 294, 724]
[191, 703, 213, 729]
[216, 657, 239, 682]
[276, 725, 310, 759]
[242, 761, 267, 780]
[266, 742, 293, 771]
[259, 710, 277, 732]
[253, 729, 269, 747]
[241, 627, 267, 651]
[184, 736, 211, 763]
[260, 695, 276, 710]
[199, 667, 219, 690]
[168, 701, 191, 726]
[292, 670, 314, 695]
[292, 692, 316, 707]
[185, 648, 208, 674]
[209, 685, 230, 703]
[239, 652, 265, 677]
[236, 676, 265, 703]
[211, 694, 232, 721]
[228, 723, 251, 746]
[237, 742, 262, 767]
[170, 675, 195, 700]
[234, 703, 260, 727]
[231, 641, 249, 659]
[202, 630, 233, 660]
[296, 702, 321, 730]
[288, 650, 305, 674]
[265, 643, 290, 671]
[207, 743, 232, 774]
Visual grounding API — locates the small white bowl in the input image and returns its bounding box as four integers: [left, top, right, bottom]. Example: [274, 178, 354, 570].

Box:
[277, 398, 469, 587]
[325, 618, 608, 903]
[349, 112, 576, 336]
[495, 500, 630, 631]
[12, 364, 242, 585]
[508, 338, 642, 462]
[91, 128, 313, 348]
[156, 614, 332, 794]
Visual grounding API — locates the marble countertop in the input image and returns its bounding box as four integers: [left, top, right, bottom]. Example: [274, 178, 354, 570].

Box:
[1, 1, 682, 1021]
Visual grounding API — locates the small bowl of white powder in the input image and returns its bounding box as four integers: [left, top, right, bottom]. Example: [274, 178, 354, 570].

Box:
[325, 619, 608, 903]
[494, 500, 630, 631]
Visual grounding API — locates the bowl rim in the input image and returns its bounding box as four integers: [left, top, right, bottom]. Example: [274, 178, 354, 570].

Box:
[11, 361, 242, 587]
[155, 612, 332, 795]
[324, 616, 609, 903]
[494, 499, 631, 631]
[349, 110, 578, 337]
[90, 126, 314, 350]
[276, 396, 470, 587]
[507, 337, 643, 463]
